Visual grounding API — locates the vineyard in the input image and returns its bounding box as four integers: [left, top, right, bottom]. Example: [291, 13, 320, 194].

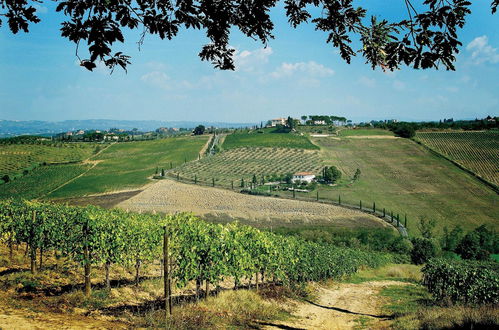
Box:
[47, 136, 208, 198]
[172, 147, 322, 184]
[0, 143, 97, 179]
[415, 131, 499, 187]
[0, 163, 91, 199]
[223, 129, 319, 150]
[423, 258, 499, 304]
[0, 200, 392, 302]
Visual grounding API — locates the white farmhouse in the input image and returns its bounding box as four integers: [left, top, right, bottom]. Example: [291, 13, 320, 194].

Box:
[269, 118, 287, 127]
[292, 172, 316, 183]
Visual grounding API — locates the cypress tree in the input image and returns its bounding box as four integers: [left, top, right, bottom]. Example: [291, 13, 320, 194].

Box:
[360, 200, 362, 210]
[316, 190, 319, 201]
[240, 178, 245, 188]
[194, 175, 197, 184]
[212, 178, 215, 187]
[405, 214, 407, 227]
[161, 168, 165, 177]
[338, 195, 341, 205]
[383, 208, 386, 217]
[373, 202, 376, 212]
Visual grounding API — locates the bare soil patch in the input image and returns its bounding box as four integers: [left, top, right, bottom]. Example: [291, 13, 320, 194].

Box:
[117, 180, 389, 228]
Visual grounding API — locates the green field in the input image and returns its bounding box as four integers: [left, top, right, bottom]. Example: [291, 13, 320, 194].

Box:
[223, 128, 319, 150]
[0, 163, 90, 199]
[415, 131, 499, 187]
[173, 147, 322, 184]
[311, 136, 498, 233]
[0, 143, 97, 178]
[48, 136, 208, 198]
[338, 128, 394, 136]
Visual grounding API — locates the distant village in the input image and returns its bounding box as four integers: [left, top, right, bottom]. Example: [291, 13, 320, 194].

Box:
[54, 127, 190, 142]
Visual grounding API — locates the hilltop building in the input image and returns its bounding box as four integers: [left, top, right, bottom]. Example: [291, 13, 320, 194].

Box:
[268, 118, 287, 127]
[292, 172, 316, 183]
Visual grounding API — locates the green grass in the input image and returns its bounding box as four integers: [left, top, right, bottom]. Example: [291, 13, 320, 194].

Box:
[380, 284, 431, 317]
[173, 146, 322, 184]
[48, 136, 208, 198]
[380, 283, 499, 329]
[223, 128, 319, 150]
[338, 128, 394, 136]
[415, 131, 499, 186]
[346, 264, 422, 284]
[0, 143, 97, 178]
[0, 163, 91, 199]
[312, 136, 499, 233]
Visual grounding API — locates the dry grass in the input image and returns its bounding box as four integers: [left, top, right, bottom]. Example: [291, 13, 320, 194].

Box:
[393, 305, 499, 329]
[136, 290, 287, 329]
[347, 264, 422, 284]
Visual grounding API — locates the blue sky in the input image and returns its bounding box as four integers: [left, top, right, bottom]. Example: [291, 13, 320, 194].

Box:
[0, 1, 498, 123]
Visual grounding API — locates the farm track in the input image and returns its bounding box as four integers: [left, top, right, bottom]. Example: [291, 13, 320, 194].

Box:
[117, 179, 390, 229]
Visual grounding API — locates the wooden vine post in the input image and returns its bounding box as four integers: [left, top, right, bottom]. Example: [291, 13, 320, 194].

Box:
[163, 226, 172, 317]
[30, 210, 37, 274]
[83, 219, 91, 297]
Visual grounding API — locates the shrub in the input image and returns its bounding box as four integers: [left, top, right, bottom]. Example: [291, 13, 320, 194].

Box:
[392, 124, 415, 138]
[422, 258, 499, 305]
[456, 225, 498, 260]
[411, 237, 439, 265]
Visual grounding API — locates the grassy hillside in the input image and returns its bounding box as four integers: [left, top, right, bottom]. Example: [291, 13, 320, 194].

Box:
[415, 131, 499, 186]
[48, 136, 208, 198]
[173, 147, 322, 183]
[0, 163, 91, 199]
[312, 136, 498, 233]
[338, 128, 394, 136]
[0, 143, 97, 178]
[223, 128, 318, 150]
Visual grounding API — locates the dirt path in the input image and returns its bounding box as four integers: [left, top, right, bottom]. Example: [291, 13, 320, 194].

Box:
[0, 297, 127, 329]
[263, 280, 407, 330]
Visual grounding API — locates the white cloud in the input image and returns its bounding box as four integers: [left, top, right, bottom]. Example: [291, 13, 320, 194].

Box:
[358, 76, 376, 88]
[140, 71, 171, 90]
[270, 61, 335, 79]
[234, 47, 273, 72]
[466, 36, 499, 64]
[445, 86, 459, 93]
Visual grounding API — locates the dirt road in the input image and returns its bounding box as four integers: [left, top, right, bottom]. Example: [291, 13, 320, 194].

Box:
[262, 280, 406, 329]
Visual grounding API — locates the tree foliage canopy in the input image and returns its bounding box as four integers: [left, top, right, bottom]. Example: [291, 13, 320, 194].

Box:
[1, 1, 497, 72]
